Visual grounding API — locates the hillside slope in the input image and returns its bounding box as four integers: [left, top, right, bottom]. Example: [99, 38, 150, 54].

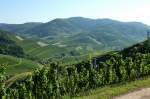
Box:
[0, 54, 40, 75]
[0, 22, 42, 36]
[2, 39, 150, 98]
[0, 30, 25, 57]
[0, 30, 41, 75]
[93, 39, 150, 63]
[0, 17, 149, 50]
[0, 30, 80, 61]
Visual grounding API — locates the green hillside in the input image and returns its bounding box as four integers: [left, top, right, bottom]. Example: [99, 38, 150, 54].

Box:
[0, 30, 41, 75]
[10, 35, 82, 61]
[0, 54, 40, 75]
[14, 38, 67, 58]
[0, 30, 95, 65]
[0, 17, 149, 51]
[0, 22, 42, 36]
[0, 30, 68, 59]
[0, 30, 25, 57]
[1, 39, 150, 98]
[1, 18, 150, 98]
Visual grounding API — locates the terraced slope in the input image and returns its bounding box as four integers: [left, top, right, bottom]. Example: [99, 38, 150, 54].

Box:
[4, 32, 68, 59]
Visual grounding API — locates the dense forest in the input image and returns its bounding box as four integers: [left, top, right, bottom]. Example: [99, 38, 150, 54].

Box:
[1, 40, 150, 98]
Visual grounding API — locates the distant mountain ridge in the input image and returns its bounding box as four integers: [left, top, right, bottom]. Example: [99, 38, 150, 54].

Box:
[0, 22, 42, 36]
[0, 17, 150, 50]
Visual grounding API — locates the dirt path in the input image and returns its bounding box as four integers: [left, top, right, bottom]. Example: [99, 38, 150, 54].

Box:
[114, 88, 150, 99]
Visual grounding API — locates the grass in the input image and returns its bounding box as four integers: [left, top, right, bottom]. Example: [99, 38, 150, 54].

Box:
[64, 76, 150, 99]
[0, 54, 41, 75]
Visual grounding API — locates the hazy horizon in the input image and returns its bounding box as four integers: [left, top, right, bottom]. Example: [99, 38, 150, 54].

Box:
[1, 17, 149, 26]
[0, 0, 150, 25]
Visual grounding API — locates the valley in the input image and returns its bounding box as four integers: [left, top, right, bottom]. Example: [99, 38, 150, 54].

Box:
[0, 17, 150, 99]
[1, 0, 150, 98]
[1, 17, 149, 51]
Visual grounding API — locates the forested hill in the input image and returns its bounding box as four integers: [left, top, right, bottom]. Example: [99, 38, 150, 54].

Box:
[0, 30, 25, 57]
[0, 17, 150, 50]
[0, 22, 42, 36]
[0, 17, 149, 40]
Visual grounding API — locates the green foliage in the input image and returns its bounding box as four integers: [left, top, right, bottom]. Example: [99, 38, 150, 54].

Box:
[0, 65, 6, 98]
[1, 49, 150, 98]
[1, 40, 150, 98]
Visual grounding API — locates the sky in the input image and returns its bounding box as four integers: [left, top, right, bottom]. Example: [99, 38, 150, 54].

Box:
[0, 0, 150, 25]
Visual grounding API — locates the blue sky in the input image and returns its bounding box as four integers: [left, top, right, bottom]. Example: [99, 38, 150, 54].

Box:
[0, 0, 150, 25]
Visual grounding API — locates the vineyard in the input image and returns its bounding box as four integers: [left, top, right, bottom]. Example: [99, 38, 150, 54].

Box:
[0, 40, 150, 98]
[0, 54, 40, 75]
